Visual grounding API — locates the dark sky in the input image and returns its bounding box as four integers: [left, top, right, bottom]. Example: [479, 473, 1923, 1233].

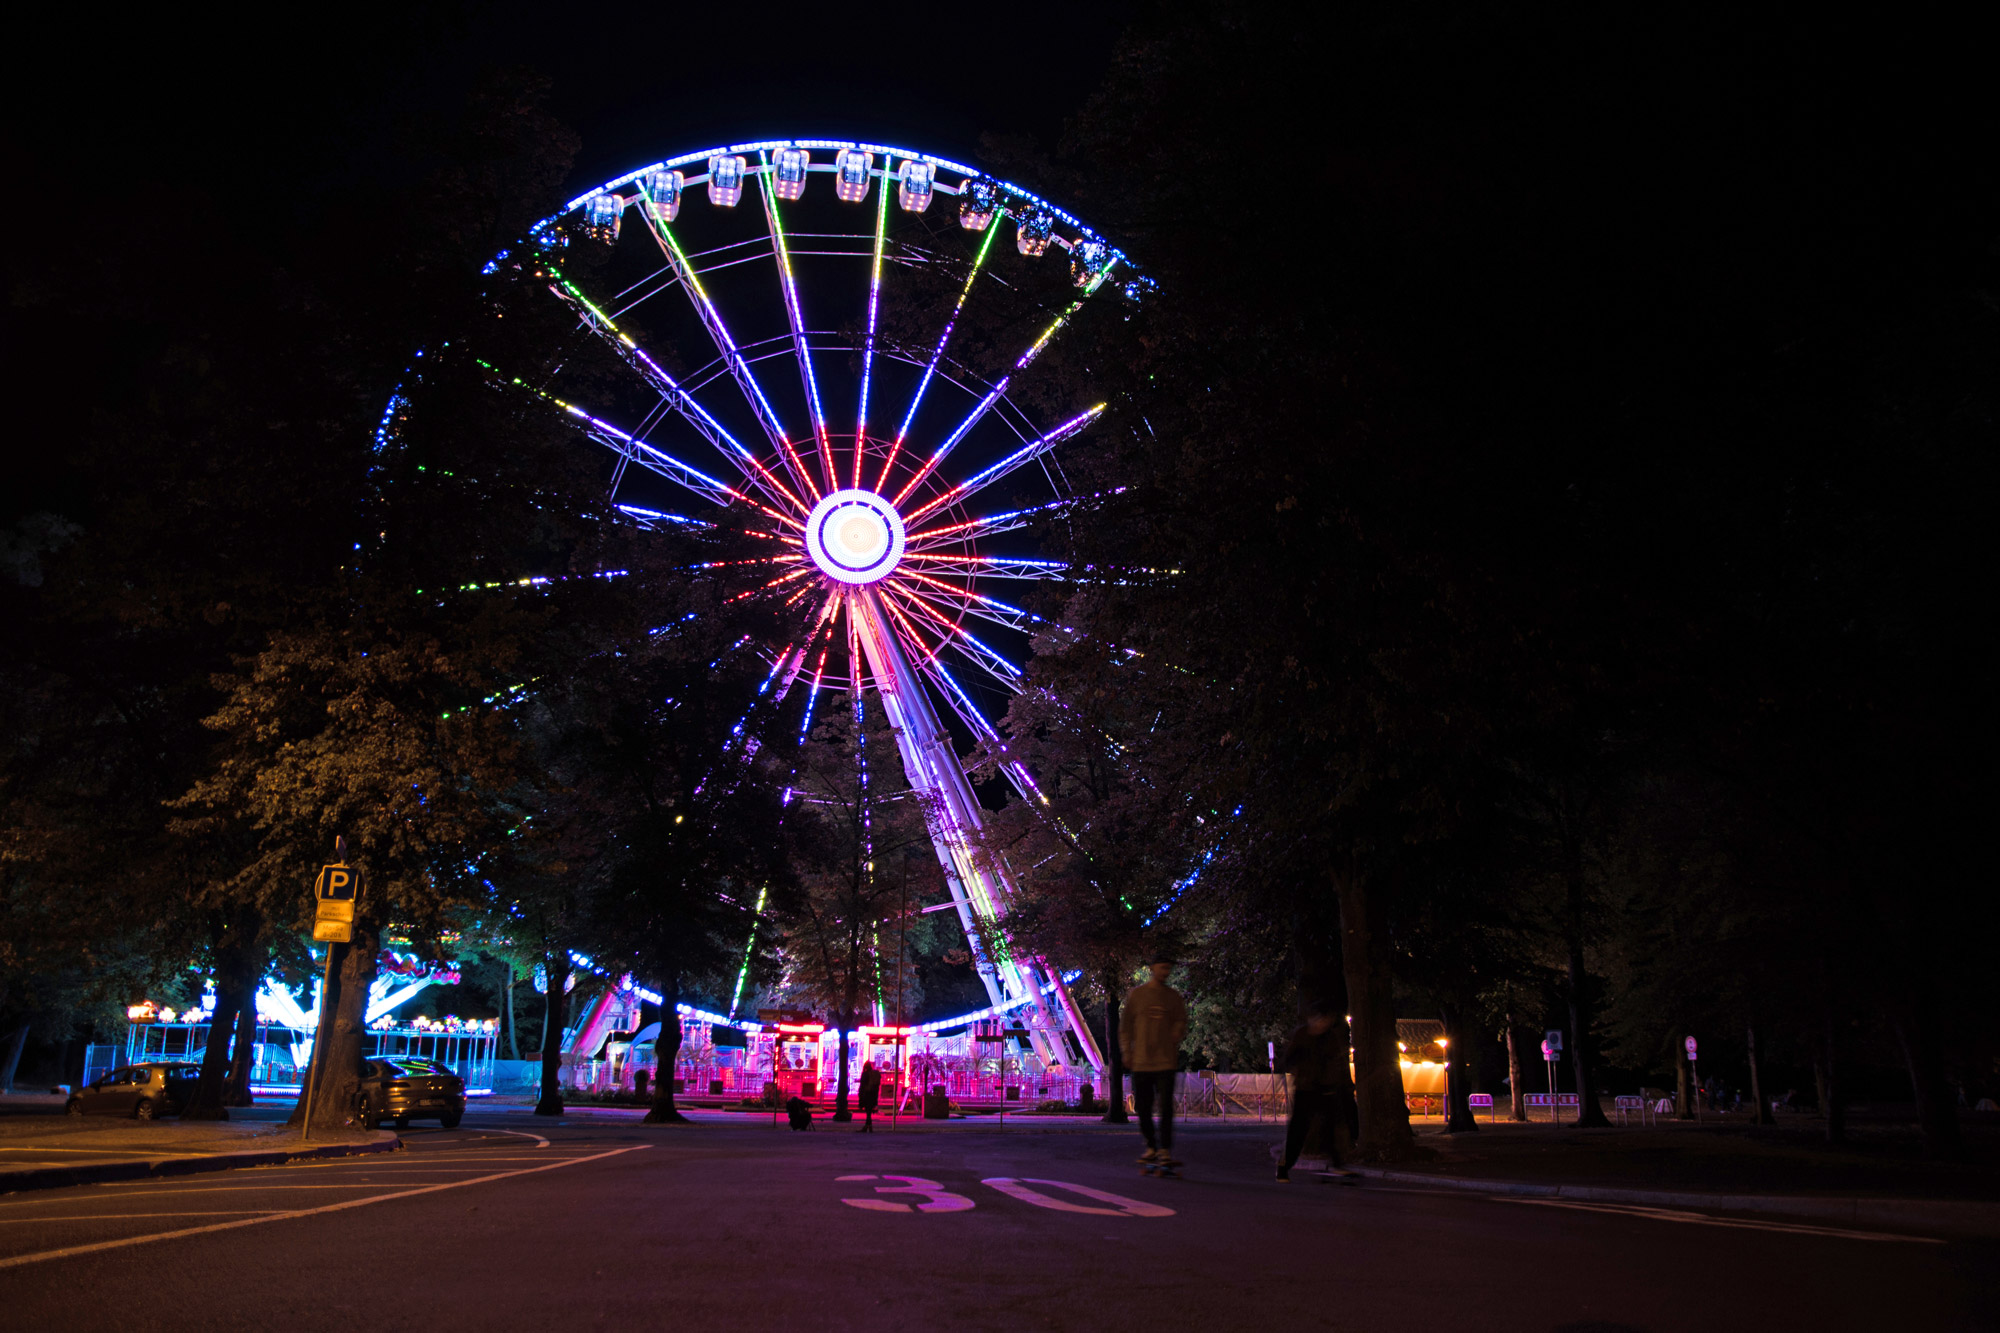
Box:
[11, 1, 1136, 201]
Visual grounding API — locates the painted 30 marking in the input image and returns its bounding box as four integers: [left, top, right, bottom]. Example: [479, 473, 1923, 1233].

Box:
[981, 1177, 1174, 1218]
[836, 1175, 1172, 1217]
[836, 1175, 975, 1213]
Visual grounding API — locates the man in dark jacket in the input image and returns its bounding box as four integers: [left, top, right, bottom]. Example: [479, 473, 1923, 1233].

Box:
[1120, 959, 1189, 1167]
[1277, 1002, 1355, 1181]
[858, 1060, 882, 1133]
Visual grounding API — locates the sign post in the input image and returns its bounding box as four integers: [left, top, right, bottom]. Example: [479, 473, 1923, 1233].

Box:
[301, 837, 364, 1142]
[1684, 1034, 1699, 1121]
[1542, 1029, 1563, 1118]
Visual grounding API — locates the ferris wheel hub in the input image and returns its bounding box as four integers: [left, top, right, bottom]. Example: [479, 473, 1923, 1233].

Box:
[804, 488, 906, 585]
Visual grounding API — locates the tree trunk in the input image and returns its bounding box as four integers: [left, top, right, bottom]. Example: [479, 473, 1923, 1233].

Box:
[1100, 970, 1128, 1123]
[1893, 991, 1962, 1159]
[1504, 1017, 1528, 1121]
[289, 920, 380, 1133]
[1674, 1033, 1694, 1120]
[1746, 1021, 1773, 1126]
[181, 987, 241, 1120]
[1295, 900, 1358, 1149]
[832, 1018, 854, 1121]
[1337, 868, 1414, 1159]
[186, 912, 263, 1120]
[1561, 855, 1611, 1127]
[0, 1022, 28, 1093]
[224, 996, 257, 1106]
[535, 950, 570, 1117]
[504, 961, 519, 1061]
[1440, 1001, 1477, 1133]
[644, 974, 688, 1124]
[1814, 1014, 1845, 1144]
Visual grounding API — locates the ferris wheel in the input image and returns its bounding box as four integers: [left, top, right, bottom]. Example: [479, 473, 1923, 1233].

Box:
[442, 139, 1145, 1073]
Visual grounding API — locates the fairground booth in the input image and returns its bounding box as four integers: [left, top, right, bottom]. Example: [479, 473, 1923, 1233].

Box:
[108, 950, 497, 1096]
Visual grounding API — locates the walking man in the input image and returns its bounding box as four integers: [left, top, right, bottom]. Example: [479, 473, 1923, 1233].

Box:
[1277, 1001, 1354, 1182]
[857, 1059, 882, 1133]
[1120, 958, 1188, 1170]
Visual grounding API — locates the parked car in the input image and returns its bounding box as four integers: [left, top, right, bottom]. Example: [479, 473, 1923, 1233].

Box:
[65, 1063, 202, 1119]
[356, 1057, 466, 1129]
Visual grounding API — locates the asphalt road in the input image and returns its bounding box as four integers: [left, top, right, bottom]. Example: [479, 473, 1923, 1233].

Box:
[0, 1105, 1991, 1331]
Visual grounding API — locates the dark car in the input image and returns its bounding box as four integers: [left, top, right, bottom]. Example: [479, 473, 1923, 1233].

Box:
[66, 1063, 202, 1119]
[356, 1057, 466, 1129]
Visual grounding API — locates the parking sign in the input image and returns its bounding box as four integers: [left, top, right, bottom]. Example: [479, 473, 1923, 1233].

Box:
[311, 863, 364, 943]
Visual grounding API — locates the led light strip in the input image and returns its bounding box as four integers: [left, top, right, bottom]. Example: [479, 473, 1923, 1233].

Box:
[759, 156, 836, 491]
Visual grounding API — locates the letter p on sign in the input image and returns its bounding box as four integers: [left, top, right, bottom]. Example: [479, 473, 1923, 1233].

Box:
[317, 865, 360, 901]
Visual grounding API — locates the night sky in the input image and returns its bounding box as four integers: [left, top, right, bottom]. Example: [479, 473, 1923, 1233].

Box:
[9, 3, 1134, 208]
[2, 2, 1994, 1110]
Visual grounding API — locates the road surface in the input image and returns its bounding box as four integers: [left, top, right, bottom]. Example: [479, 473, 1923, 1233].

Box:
[0, 1106, 1990, 1330]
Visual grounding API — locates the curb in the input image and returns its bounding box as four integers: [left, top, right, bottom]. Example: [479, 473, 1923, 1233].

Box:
[0, 1130, 402, 1195]
[1344, 1166, 2000, 1237]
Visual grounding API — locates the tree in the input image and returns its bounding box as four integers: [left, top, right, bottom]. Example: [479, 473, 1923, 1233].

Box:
[173, 620, 532, 1131]
[785, 696, 938, 1121]
[972, 676, 1193, 1121]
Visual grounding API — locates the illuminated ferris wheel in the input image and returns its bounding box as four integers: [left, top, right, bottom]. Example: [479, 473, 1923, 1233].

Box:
[453, 139, 1144, 1073]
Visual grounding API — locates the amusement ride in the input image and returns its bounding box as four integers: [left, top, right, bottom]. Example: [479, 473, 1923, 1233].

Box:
[373, 138, 1149, 1099]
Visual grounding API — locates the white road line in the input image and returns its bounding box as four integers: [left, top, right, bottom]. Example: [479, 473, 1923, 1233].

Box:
[0, 1144, 650, 1270]
[1502, 1198, 1944, 1244]
[0, 1146, 219, 1157]
[326, 1154, 564, 1162]
[0, 1212, 279, 1223]
[8, 1175, 586, 1202]
[465, 1128, 550, 1148]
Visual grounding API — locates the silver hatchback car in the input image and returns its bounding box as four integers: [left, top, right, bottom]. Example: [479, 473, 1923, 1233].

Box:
[66, 1063, 201, 1119]
[356, 1057, 466, 1129]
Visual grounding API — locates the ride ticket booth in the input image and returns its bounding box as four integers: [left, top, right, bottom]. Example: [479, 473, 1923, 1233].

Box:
[860, 1026, 912, 1109]
[770, 1021, 825, 1102]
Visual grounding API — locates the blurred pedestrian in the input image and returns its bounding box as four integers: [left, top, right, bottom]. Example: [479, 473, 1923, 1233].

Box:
[1120, 958, 1188, 1169]
[1277, 1001, 1354, 1182]
[858, 1059, 882, 1133]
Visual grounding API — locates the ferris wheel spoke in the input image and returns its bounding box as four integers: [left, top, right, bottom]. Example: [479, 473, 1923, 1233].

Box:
[900, 555, 1071, 580]
[888, 257, 1119, 507]
[855, 170, 891, 489]
[903, 493, 1105, 551]
[479, 358, 758, 513]
[634, 182, 822, 505]
[539, 267, 810, 518]
[918, 656, 1049, 806]
[757, 157, 837, 493]
[902, 404, 1106, 525]
[1013, 256, 1121, 374]
[874, 215, 1005, 494]
[723, 564, 817, 608]
[881, 583, 1023, 690]
[615, 504, 704, 528]
[899, 571, 1045, 635]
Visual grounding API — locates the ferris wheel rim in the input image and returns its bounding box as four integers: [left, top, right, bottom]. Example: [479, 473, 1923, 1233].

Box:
[541, 138, 1126, 260]
[370, 133, 1146, 1071]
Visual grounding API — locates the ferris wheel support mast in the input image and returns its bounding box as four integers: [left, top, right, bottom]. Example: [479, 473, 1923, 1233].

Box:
[849, 589, 1105, 1074]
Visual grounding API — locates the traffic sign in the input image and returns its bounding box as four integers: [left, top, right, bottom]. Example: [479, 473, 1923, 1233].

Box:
[315, 864, 363, 901]
[311, 863, 364, 943]
[1684, 1035, 1698, 1062]
[1545, 1029, 1563, 1053]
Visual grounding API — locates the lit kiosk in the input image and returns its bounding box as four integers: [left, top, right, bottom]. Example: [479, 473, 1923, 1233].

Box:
[757, 1011, 826, 1103]
[859, 1026, 914, 1112]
